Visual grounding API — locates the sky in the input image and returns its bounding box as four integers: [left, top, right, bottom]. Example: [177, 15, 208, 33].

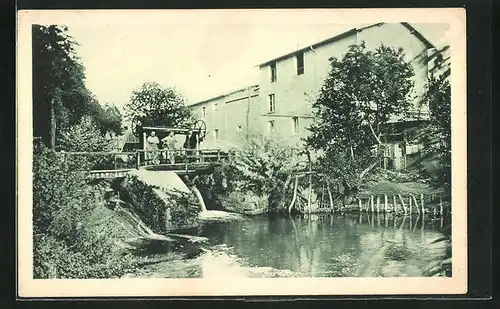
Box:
[63, 13, 450, 110]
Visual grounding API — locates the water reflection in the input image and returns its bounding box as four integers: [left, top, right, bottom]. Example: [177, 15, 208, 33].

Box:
[197, 213, 450, 278]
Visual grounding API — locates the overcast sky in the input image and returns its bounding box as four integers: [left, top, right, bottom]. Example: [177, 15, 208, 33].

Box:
[64, 13, 450, 110]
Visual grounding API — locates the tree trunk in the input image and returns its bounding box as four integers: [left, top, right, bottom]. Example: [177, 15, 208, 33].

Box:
[358, 121, 385, 180]
[278, 174, 293, 210]
[326, 183, 334, 211]
[288, 175, 299, 213]
[50, 98, 56, 149]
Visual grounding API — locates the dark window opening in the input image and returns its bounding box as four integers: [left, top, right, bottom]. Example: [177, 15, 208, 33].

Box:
[270, 62, 277, 82]
[296, 52, 304, 75]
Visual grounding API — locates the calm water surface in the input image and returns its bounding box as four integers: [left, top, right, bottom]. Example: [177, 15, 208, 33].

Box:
[138, 213, 450, 278]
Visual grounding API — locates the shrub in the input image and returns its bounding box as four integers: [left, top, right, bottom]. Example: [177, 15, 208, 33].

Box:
[57, 116, 115, 170]
[33, 143, 136, 278]
[213, 133, 300, 212]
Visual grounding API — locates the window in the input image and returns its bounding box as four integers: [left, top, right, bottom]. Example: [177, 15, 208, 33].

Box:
[268, 120, 275, 133]
[270, 62, 277, 82]
[268, 94, 276, 113]
[213, 102, 219, 112]
[202, 106, 206, 118]
[296, 52, 304, 75]
[214, 129, 219, 143]
[292, 117, 299, 135]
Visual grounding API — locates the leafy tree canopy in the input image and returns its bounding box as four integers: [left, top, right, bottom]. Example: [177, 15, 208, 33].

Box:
[419, 51, 451, 193]
[306, 42, 416, 185]
[125, 81, 194, 133]
[32, 25, 123, 146]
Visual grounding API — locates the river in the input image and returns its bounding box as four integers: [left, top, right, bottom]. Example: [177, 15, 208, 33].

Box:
[133, 212, 450, 278]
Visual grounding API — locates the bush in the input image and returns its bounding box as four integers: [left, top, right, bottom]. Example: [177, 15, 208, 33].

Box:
[212, 133, 300, 212]
[57, 116, 115, 170]
[33, 144, 136, 278]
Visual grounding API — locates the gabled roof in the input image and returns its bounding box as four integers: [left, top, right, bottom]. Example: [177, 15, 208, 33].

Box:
[256, 22, 436, 67]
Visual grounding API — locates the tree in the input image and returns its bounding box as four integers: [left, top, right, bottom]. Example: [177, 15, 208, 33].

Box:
[32, 25, 122, 147]
[214, 133, 300, 211]
[32, 25, 87, 147]
[419, 48, 451, 194]
[306, 42, 416, 187]
[87, 99, 123, 135]
[125, 82, 194, 132]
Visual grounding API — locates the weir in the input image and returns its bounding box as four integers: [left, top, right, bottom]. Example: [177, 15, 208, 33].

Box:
[130, 169, 212, 214]
[129, 170, 191, 193]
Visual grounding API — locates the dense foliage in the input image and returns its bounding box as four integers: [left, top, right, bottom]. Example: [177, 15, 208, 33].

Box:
[32, 25, 122, 148]
[56, 116, 116, 170]
[306, 42, 416, 187]
[125, 81, 194, 132]
[419, 58, 451, 194]
[212, 134, 300, 212]
[33, 144, 136, 278]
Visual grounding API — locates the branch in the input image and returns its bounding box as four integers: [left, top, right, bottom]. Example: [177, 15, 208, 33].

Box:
[359, 159, 379, 180]
[368, 121, 383, 146]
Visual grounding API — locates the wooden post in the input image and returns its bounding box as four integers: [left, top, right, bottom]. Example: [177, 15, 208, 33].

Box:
[307, 162, 312, 214]
[421, 214, 425, 235]
[142, 132, 147, 163]
[411, 195, 420, 215]
[326, 183, 334, 212]
[409, 195, 412, 214]
[384, 194, 388, 213]
[420, 193, 425, 214]
[402, 130, 407, 170]
[136, 152, 140, 169]
[370, 196, 374, 213]
[288, 175, 299, 213]
[307, 180, 312, 215]
[366, 198, 370, 212]
[376, 196, 380, 213]
[185, 149, 188, 174]
[440, 196, 444, 215]
[398, 194, 407, 215]
[359, 198, 362, 212]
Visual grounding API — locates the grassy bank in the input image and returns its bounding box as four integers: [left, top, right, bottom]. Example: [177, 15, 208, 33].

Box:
[33, 145, 202, 279]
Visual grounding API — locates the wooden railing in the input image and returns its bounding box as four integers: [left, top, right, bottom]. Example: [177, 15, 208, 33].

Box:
[58, 148, 228, 174]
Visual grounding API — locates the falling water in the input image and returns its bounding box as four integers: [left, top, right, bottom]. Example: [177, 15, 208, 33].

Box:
[191, 186, 207, 213]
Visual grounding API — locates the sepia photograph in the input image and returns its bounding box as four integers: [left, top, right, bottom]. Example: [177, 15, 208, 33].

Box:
[17, 8, 467, 297]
